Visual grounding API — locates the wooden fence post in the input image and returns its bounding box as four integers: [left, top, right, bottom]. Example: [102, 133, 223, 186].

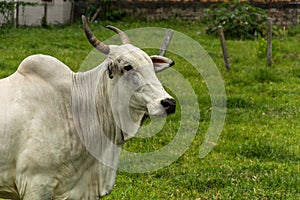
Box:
[15, 2, 19, 28]
[90, 5, 102, 23]
[70, 0, 75, 24]
[158, 29, 174, 56]
[218, 26, 231, 71]
[267, 17, 273, 66]
[43, 3, 48, 23]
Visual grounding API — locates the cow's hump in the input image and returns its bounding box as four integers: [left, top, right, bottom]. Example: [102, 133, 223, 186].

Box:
[17, 54, 73, 86]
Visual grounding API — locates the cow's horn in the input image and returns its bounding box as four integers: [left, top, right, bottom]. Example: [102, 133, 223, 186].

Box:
[82, 15, 110, 55]
[106, 25, 131, 45]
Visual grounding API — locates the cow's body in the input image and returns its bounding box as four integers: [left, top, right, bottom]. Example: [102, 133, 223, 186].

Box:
[0, 16, 176, 200]
[0, 55, 117, 199]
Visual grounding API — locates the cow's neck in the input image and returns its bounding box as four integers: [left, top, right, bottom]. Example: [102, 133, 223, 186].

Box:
[72, 62, 121, 197]
[95, 67, 123, 144]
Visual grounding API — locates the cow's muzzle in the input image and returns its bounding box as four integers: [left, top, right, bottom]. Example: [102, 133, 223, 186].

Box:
[161, 98, 176, 114]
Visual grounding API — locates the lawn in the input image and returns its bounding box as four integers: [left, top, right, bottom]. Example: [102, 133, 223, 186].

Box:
[0, 19, 299, 199]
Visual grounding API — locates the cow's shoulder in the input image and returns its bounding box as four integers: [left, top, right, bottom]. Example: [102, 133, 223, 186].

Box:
[17, 54, 73, 85]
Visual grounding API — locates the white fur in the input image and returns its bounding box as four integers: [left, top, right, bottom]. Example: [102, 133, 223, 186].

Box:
[0, 43, 174, 200]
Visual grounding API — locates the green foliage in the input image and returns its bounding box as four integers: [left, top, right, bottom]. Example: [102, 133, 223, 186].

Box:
[104, 9, 126, 21]
[40, 16, 48, 28]
[286, 26, 300, 37]
[84, 0, 126, 21]
[256, 37, 267, 59]
[256, 36, 282, 63]
[272, 24, 286, 37]
[204, 2, 268, 39]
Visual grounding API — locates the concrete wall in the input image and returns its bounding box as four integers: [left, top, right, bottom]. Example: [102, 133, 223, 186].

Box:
[0, 0, 73, 26]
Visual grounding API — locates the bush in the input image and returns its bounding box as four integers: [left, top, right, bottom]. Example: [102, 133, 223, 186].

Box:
[83, 0, 126, 21]
[203, 2, 268, 39]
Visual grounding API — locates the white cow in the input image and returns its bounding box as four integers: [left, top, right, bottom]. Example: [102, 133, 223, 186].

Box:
[0, 16, 176, 200]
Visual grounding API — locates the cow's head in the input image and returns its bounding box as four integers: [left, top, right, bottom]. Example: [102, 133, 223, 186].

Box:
[82, 16, 176, 142]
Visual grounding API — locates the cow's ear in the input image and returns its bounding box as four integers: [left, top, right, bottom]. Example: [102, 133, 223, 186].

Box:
[150, 55, 174, 73]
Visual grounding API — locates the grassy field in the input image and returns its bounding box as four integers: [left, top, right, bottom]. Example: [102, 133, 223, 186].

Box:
[0, 19, 300, 199]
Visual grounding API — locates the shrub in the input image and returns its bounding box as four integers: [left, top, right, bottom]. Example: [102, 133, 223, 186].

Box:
[84, 0, 126, 21]
[203, 2, 268, 39]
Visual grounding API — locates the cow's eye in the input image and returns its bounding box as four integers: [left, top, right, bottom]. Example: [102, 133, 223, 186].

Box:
[124, 65, 133, 71]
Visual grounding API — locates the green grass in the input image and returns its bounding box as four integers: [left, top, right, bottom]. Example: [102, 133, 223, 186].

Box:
[0, 19, 299, 199]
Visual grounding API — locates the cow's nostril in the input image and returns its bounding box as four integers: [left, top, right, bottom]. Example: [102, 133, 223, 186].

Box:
[161, 98, 176, 114]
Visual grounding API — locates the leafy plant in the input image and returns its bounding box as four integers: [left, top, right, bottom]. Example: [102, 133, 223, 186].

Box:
[41, 16, 49, 28]
[256, 36, 282, 64]
[83, 0, 126, 21]
[203, 2, 268, 39]
[100, 0, 126, 21]
[257, 36, 267, 59]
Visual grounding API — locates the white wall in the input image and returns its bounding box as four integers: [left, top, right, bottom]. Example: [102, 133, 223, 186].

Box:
[0, 0, 73, 26]
[0, 0, 14, 25]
